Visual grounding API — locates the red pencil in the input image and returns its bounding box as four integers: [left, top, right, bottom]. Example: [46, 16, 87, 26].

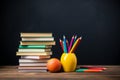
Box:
[59, 39, 64, 52]
[80, 66, 106, 70]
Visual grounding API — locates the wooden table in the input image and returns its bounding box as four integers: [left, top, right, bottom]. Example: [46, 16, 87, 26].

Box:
[0, 65, 120, 80]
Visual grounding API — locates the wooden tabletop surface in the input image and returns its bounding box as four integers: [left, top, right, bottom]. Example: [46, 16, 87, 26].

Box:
[0, 65, 120, 80]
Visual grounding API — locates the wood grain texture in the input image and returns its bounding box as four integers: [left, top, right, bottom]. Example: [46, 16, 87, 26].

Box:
[0, 65, 120, 80]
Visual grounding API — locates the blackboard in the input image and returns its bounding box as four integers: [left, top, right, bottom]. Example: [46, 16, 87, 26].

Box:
[1, 0, 120, 65]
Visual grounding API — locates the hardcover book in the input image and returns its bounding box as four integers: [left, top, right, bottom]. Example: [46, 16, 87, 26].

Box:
[19, 59, 48, 63]
[22, 37, 54, 41]
[21, 55, 51, 59]
[16, 52, 52, 56]
[18, 69, 47, 72]
[18, 66, 47, 70]
[18, 49, 51, 52]
[19, 63, 47, 67]
[20, 41, 55, 45]
[19, 45, 52, 49]
[20, 33, 52, 37]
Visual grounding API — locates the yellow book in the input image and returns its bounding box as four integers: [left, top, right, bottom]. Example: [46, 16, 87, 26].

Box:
[20, 33, 52, 37]
[20, 41, 55, 45]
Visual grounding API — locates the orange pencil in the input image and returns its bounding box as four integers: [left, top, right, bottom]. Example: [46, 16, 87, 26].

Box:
[69, 37, 82, 53]
[84, 69, 103, 72]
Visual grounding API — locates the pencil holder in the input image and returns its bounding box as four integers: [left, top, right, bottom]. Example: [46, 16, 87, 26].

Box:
[60, 53, 77, 72]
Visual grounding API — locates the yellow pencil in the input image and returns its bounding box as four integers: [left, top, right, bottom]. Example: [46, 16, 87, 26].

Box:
[69, 37, 82, 53]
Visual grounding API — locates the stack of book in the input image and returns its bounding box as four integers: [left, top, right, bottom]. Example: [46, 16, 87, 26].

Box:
[16, 33, 55, 72]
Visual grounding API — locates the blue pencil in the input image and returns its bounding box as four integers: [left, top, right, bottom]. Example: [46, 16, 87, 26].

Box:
[63, 35, 67, 53]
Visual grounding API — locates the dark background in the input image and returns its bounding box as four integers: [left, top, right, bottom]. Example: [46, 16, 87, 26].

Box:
[1, 0, 120, 65]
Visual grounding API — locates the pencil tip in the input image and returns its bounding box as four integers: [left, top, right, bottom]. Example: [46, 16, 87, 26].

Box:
[75, 35, 77, 38]
[80, 37, 82, 39]
[63, 35, 65, 38]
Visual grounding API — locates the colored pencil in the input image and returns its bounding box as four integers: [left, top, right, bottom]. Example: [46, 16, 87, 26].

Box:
[63, 35, 67, 53]
[66, 39, 69, 52]
[68, 36, 74, 52]
[59, 39, 64, 52]
[69, 37, 82, 53]
[74, 35, 77, 43]
[84, 69, 103, 72]
[76, 69, 103, 72]
[80, 66, 106, 70]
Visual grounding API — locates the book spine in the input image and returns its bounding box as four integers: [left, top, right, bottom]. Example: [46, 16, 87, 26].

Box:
[20, 41, 56, 45]
[19, 63, 47, 66]
[18, 69, 47, 72]
[22, 37, 54, 41]
[21, 56, 50, 59]
[18, 49, 51, 52]
[19, 59, 48, 63]
[18, 66, 47, 70]
[20, 33, 52, 37]
[19, 45, 52, 49]
[16, 52, 52, 56]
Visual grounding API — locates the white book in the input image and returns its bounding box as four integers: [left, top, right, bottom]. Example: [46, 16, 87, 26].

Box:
[18, 69, 47, 72]
[22, 37, 54, 41]
[21, 56, 50, 59]
[18, 66, 47, 70]
[19, 59, 48, 63]
[18, 49, 51, 52]
[16, 52, 52, 56]
[21, 55, 51, 59]
[19, 63, 47, 66]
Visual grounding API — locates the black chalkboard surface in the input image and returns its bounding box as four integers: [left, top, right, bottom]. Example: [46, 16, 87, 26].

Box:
[1, 0, 120, 65]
